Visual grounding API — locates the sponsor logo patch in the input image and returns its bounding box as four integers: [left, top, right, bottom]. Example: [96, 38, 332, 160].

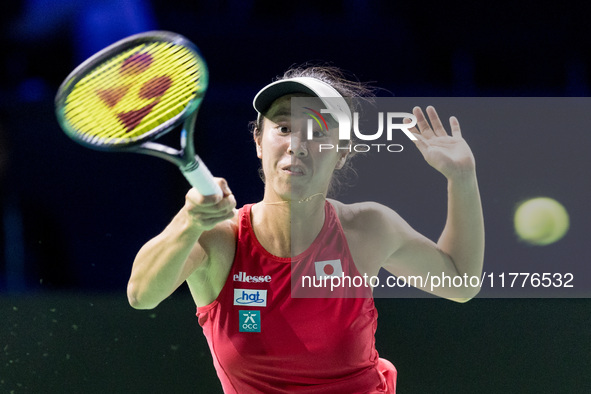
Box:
[239, 310, 261, 333]
[234, 289, 267, 306]
[233, 271, 272, 283]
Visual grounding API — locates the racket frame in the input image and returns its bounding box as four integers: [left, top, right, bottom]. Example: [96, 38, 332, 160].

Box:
[55, 31, 221, 196]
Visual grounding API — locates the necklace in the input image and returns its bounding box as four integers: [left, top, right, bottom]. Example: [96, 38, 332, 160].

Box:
[261, 193, 325, 205]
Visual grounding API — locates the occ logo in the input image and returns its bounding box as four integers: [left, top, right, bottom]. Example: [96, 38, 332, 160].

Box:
[239, 310, 261, 333]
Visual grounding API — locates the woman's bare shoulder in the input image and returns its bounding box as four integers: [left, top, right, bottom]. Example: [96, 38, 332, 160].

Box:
[186, 210, 239, 307]
[198, 208, 240, 250]
[326, 199, 410, 275]
[327, 198, 404, 230]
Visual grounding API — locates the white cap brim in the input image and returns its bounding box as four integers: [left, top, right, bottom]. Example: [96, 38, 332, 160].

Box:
[253, 77, 351, 122]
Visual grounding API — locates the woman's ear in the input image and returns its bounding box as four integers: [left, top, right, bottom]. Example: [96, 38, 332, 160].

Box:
[254, 130, 262, 159]
[335, 141, 351, 170]
[335, 152, 348, 170]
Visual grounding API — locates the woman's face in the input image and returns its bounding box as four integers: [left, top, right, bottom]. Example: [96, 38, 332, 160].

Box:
[254, 94, 347, 201]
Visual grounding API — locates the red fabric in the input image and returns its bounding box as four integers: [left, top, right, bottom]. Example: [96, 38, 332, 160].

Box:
[197, 202, 396, 393]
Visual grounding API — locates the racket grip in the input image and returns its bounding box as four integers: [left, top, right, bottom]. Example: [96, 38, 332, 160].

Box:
[181, 156, 222, 197]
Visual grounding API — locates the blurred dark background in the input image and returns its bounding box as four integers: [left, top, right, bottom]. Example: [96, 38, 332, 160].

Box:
[1, 0, 590, 393]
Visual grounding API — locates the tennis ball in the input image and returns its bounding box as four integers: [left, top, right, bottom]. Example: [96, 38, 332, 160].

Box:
[514, 197, 569, 245]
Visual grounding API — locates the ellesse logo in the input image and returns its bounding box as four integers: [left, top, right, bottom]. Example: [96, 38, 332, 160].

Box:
[233, 271, 271, 283]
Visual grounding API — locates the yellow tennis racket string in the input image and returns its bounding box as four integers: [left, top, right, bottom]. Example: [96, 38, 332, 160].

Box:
[64, 42, 203, 144]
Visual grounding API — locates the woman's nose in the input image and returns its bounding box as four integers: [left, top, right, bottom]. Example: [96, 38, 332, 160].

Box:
[288, 133, 308, 157]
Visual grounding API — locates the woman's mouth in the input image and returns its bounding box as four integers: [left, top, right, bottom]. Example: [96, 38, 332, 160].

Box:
[282, 165, 306, 175]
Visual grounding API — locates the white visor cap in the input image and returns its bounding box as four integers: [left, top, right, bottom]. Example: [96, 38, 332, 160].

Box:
[253, 77, 352, 124]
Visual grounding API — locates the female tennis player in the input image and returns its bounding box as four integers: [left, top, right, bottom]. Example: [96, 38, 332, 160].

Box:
[127, 66, 484, 393]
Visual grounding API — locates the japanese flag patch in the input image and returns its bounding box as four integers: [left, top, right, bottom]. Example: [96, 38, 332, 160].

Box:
[315, 259, 343, 279]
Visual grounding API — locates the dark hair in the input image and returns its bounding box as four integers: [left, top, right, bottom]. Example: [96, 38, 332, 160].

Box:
[250, 63, 376, 197]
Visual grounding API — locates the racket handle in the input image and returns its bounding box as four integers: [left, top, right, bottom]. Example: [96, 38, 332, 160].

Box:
[181, 156, 222, 197]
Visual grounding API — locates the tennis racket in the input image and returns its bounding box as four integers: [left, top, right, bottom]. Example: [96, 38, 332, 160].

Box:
[55, 30, 221, 196]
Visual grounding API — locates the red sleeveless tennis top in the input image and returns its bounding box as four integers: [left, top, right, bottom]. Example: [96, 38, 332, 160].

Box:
[196, 202, 396, 393]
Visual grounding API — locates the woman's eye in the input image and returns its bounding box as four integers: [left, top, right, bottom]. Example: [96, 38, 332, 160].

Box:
[308, 128, 327, 139]
[277, 126, 290, 134]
